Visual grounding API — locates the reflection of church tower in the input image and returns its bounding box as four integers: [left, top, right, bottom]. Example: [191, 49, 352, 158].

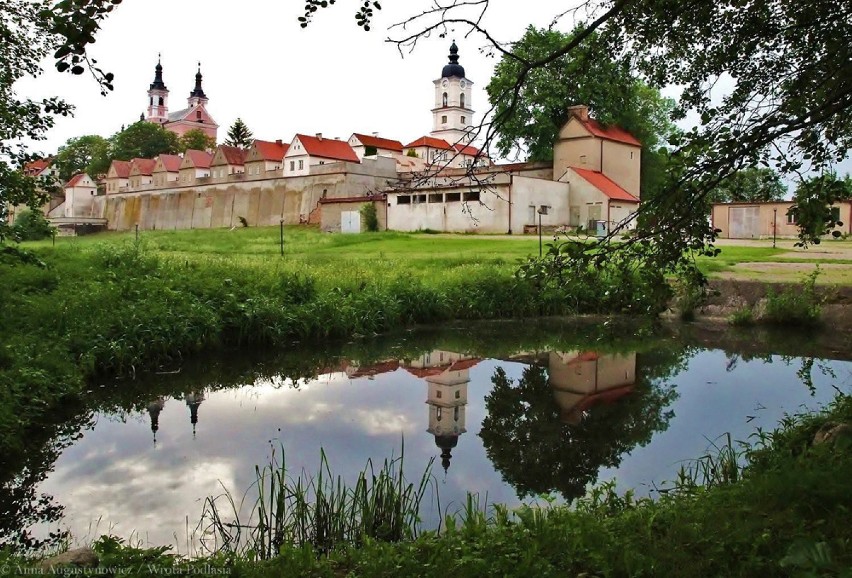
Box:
[184, 390, 205, 438]
[147, 397, 165, 444]
[416, 351, 475, 473]
[547, 352, 636, 425]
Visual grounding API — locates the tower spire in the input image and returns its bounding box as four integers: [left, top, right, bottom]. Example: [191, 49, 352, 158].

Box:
[150, 54, 167, 91]
[190, 61, 207, 99]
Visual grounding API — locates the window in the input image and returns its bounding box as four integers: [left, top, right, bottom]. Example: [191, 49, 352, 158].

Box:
[436, 407, 442, 421]
[397, 195, 411, 205]
[580, 154, 587, 165]
[460, 93, 465, 108]
[441, 115, 448, 124]
[786, 210, 797, 225]
[149, 97, 153, 106]
[454, 407, 459, 421]
[158, 96, 164, 106]
[436, 390, 442, 399]
[630, 151, 634, 159]
[830, 206, 841, 222]
[298, 160, 304, 170]
[461, 116, 466, 125]
[414, 194, 427, 204]
[290, 161, 295, 171]
[196, 110, 202, 119]
[428, 193, 443, 203]
[442, 92, 448, 106]
[463, 191, 480, 202]
[364, 145, 377, 156]
[455, 390, 460, 399]
[445, 192, 461, 202]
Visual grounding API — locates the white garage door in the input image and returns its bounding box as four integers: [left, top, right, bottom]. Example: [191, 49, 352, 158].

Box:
[729, 206, 760, 239]
[341, 210, 361, 234]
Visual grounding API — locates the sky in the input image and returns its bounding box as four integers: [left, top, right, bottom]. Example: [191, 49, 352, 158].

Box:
[19, 0, 576, 154]
[16, 0, 849, 183]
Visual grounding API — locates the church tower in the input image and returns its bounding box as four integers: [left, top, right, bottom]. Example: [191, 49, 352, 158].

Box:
[187, 63, 209, 109]
[146, 55, 169, 125]
[430, 41, 475, 146]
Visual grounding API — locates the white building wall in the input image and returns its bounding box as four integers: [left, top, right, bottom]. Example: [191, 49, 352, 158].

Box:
[509, 176, 571, 233]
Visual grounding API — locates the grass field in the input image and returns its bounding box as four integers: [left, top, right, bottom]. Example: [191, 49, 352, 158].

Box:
[29, 226, 852, 284]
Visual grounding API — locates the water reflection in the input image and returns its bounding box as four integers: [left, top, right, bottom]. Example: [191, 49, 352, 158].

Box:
[4, 320, 850, 553]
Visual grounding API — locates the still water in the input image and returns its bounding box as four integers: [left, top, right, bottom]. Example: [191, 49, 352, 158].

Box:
[11, 319, 852, 552]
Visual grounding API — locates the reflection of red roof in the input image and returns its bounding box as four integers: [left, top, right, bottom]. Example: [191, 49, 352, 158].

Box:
[404, 357, 480, 378]
[348, 360, 400, 378]
[572, 168, 640, 203]
[254, 140, 289, 161]
[449, 358, 480, 371]
[65, 173, 89, 187]
[157, 154, 182, 173]
[110, 160, 131, 178]
[404, 136, 454, 150]
[24, 158, 51, 176]
[130, 158, 156, 175]
[217, 145, 246, 166]
[575, 116, 641, 147]
[295, 134, 360, 163]
[184, 149, 213, 168]
[572, 384, 634, 415]
[352, 133, 404, 152]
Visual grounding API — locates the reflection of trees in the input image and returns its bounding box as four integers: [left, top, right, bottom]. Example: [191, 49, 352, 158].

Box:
[480, 350, 684, 500]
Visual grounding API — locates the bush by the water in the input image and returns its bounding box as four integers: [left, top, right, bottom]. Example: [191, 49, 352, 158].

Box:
[11, 210, 54, 241]
[762, 268, 823, 326]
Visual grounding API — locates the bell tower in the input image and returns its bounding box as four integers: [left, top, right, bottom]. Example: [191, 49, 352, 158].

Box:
[188, 62, 209, 109]
[146, 54, 169, 124]
[430, 41, 475, 145]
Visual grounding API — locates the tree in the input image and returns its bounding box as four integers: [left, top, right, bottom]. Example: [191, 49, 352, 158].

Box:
[479, 353, 679, 499]
[710, 167, 787, 204]
[487, 25, 677, 198]
[178, 128, 216, 153]
[789, 173, 852, 245]
[53, 135, 110, 182]
[224, 118, 254, 148]
[109, 121, 179, 160]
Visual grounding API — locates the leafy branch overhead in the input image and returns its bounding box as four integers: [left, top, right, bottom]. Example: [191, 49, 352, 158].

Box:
[299, 1, 382, 31]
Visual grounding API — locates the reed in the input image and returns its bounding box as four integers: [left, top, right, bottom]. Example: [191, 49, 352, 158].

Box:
[197, 444, 434, 559]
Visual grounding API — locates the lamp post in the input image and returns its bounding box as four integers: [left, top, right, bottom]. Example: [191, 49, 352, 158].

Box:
[279, 219, 285, 256]
[537, 205, 549, 257]
[772, 208, 777, 248]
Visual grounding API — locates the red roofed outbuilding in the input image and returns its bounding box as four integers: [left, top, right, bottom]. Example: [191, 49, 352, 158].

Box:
[348, 133, 404, 160]
[129, 158, 157, 189]
[211, 145, 247, 178]
[105, 160, 131, 194]
[283, 134, 359, 176]
[179, 149, 212, 184]
[153, 154, 182, 186]
[245, 139, 289, 175]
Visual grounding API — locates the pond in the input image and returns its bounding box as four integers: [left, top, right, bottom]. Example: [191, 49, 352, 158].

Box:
[4, 319, 851, 554]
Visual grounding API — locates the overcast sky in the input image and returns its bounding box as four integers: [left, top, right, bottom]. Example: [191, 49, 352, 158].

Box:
[16, 0, 849, 181]
[19, 0, 576, 153]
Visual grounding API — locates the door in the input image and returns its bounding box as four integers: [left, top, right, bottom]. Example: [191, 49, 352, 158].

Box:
[729, 206, 759, 238]
[341, 210, 361, 234]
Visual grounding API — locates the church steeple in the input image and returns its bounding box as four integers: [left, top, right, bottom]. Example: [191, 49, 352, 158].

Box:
[188, 62, 208, 107]
[147, 397, 165, 444]
[431, 41, 475, 145]
[146, 54, 169, 125]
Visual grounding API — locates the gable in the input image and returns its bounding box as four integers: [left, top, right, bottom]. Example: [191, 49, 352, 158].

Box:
[558, 117, 593, 140]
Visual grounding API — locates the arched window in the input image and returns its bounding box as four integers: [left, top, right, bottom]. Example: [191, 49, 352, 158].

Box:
[442, 92, 448, 107]
[149, 97, 153, 106]
[158, 97, 164, 106]
[460, 93, 465, 108]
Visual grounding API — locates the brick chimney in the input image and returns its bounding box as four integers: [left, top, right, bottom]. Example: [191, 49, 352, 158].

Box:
[567, 104, 589, 121]
[275, 139, 282, 145]
[316, 133, 323, 141]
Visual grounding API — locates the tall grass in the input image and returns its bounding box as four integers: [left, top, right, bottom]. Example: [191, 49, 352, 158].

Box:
[197, 444, 434, 559]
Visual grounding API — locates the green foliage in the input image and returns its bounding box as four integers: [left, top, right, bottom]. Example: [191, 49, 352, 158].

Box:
[178, 128, 216, 153]
[359, 203, 379, 232]
[762, 268, 823, 326]
[790, 173, 852, 246]
[728, 307, 755, 326]
[110, 121, 179, 160]
[406, 148, 418, 158]
[224, 118, 254, 148]
[53, 134, 110, 181]
[486, 25, 677, 199]
[11, 210, 54, 242]
[710, 166, 787, 203]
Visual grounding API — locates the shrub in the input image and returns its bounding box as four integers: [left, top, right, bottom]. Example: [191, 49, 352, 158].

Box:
[360, 202, 379, 232]
[12, 210, 54, 241]
[728, 307, 755, 326]
[762, 268, 822, 326]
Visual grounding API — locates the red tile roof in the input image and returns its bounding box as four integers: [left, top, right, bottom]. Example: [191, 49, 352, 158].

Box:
[295, 134, 360, 163]
[109, 160, 131, 178]
[253, 140, 289, 161]
[453, 143, 481, 156]
[157, 154, 183, 173]
[65, 173, 90, 187]
[348, 360, 400, 378]
[24, 158, 51, 176]
[184, 149, 213, 168]
[217, 145, 246, 166]
[448, 358, 480, 371]
[575, 116, 641, 147]
[572, 168, 640, 202]
[404, 136, 454, 150]
[130, 158, 157, 175]
[352, 133, 404, 152]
